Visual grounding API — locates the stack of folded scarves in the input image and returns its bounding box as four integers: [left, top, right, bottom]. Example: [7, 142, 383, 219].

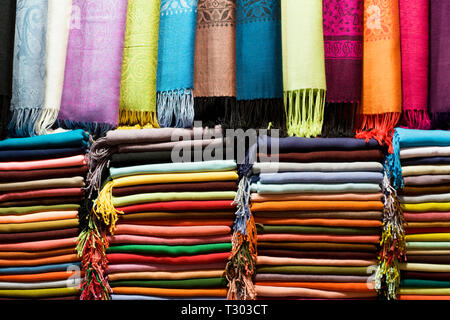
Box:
[389, 128, 450, 300]
[0, 130, 90, 300]
[91, 127, 238, 300]
[248, 136, 385, 299]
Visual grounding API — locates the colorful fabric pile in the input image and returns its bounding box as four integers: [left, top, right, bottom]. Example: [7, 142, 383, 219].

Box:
[245, 136, 386, 299]
[87, 127, 238, 300]
[388, 128, 450, 300]
[0, 130, 90, 300]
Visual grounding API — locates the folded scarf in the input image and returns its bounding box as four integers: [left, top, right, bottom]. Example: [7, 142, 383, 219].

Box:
[109, 294, 225, 300]
[406, 242, 450, 250]
[112, 287, 227, 297]
[429, 1, 450, 129]
[404, 212, 450, 222]
[281, 0, 326, 137]
[251, 193, 382, 202]
[0, 188, 83, 203]
[255, 274, 370, 283]
[107, 243, 231, 257]
[118, 200, 235, 214]
[405, 234, 450, 242]
[401, 271, 450, 280]
[401, 146, 450, 159]
[405, 256, 450, 265]
[256, 282, 373, 293]
[403, 175, 450, 186]
[251, 182, 381, 194]
[0, 204, 79, 215]
[257, 234, 379, 244]
[401, 203, 450, 213]
[252, 162, 383, 174]
[0, 211, 78, 224]
[398, 295, 450, 300]
[321, 0, 363, 137]
[117, 137, 224, 153]
[255, 285, 376, 299]
[398, 0, 430, 129]
[356, 0, 401, 152]
[110, 160, 236, 179]
[407, 228, 450, 235]
[0, 155, 87, 171]
[0, 228, 78, 244]
[193, 0, 236, 127]
[0, 218, 79, 234]
[36, 0, 73, 135]
[113, 224, 231, 238]
[0, 197, 81, 208]
[0, 165, 87, 183]
[0, 147, 87, 162]
[0, 0, 16, 139]
[0, 287, 79, 298]
[402, 165, 450, 176]
[110, 278, 227, 289]
[251, 200, 383, 212]
[119, 211, 234, 222]
[109, 234, 231, 246]
[107, 252, 230, 265]
[257, 250, 375, 260]
[0, 176, 84, 192]
[58, 0, 128, 136]
[0, 254, 79, 267]
[112, 181, 237, 197]
[408, 222, 450, 228]
[0, 279, 81, 290]
[399, 288, 450, 295]
[108, 270, 224, 282]
[400, 185, 450, 196]
[0, 270, 79, 283]
[8, 0, 48, 137]
[0, 238, 77, 252]
[254, 211, 383, 220]
[106, 263, 226, 274]
[256, 220, 381, 230]
[235, 0, 284, 130]
[258, 242, 377, 252]
[0, 248, 75, 259]
[256, 265, 370, 276]
[258, 149, 385, 163]
[257, 256, 375, 267]
[156, 0, 196, 128]
[402, 157, 450, 166]
[400, 194, 450, 204]
[258, 172, 383, 184]
[126, 219, 233, 227]
[0, 262, 81, 275]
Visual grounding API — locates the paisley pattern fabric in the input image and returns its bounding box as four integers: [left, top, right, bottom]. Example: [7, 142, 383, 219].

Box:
[119, 0, 161, 128]
[9, 0, 48, 137]
[58, 0, 128, 137]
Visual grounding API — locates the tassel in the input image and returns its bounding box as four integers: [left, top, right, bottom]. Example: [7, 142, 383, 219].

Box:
[8, 107, 43, 137]
[401, 109, 431, 130]
[193, 96, 236, 128]
[55, 119, 115, 139]
[34, 108, 59, 135]
[118, 109, 160, 129]
[431, 112, 450, 130]
[92, 180, 123, 233]
[284, 88, 326, 138]
[321, 102, 357, 137]
[355, 112, 401, 154]
[157, 89, 194, 128]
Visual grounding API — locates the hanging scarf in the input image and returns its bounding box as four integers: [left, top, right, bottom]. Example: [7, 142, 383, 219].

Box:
[235, 0, 285, 131]
[193, 0, 236, 128]
[35, 0, 73, 135]
[119, 0, 161, 129]
[398, 0, 430, 129]
[58, 0, 128, 137]
[356, 0, 401, 153]
[322, 0, 363, 137]
[156, 0, 197, 128]
[281, 0, 327, 138]
[0, 0, 16, 139]
[9, 0, 48, 138]
[429, 1, 450, 129]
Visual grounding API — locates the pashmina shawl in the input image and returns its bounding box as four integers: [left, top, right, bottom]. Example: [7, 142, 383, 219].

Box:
[119, 0, 161, 128]
[35, 0, 73, 135]
[356, 0, 401, 153]
[322, 0, 363, 137]
[156, 0, 197, 128]
[58, 0, 128, 137]
[193, 0, 237, 127]
[429, 1, 450, 129]
[235, 0, 285, 130]
[0, 0, 16, 139]
[398, 0, 430, 129]
[9, 0, 48, 137]
[281, 0, 326, 138]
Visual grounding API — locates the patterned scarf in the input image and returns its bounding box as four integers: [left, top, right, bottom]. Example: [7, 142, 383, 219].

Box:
[429, 1, 450, 129]
[322, 0, 363, 137]
[235, 0, 284, 131]
[119, 0, 161, 129]
[0, 0, 16, 139]
[58, 0, 128, 138]
[193, 0, 237, 128]
[356, 0, 401, 153]
[399, 0, 430, 129]
[35, 0, 73, 135]
[156, 0, 197, 128]
[281, 0, 327, 138]
[9, 0, 48, 138]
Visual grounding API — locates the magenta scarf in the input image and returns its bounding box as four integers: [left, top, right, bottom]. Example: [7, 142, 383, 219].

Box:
[399, 0, 430, 129]
[57, 0, 127, 138]
[322, 0, 363, 137]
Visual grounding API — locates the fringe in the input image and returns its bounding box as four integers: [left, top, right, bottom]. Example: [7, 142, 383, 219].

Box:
[157, 89, 194, 128]
[34, 108, 59, 136]
[401, 109, 431, 130]
[355, 112, 401, 154]
[375, 170, 406, 300]
[431, 112, 450, 130]
[8, 107, 42, 137]
[193, 96, 236, 128]
[55, 119, 115, 140]
[118, 109, 160, 129]
[321, 102, 357, 137]
[284, 89, 326, 138]
[92, 180, 123, 233]
[225, 176, 257, 300]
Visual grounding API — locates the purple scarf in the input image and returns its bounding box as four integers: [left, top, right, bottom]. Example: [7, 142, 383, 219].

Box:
[322, 0, 363, 137]
[57, 0, 127, 137]
[430, 1, 450, 129]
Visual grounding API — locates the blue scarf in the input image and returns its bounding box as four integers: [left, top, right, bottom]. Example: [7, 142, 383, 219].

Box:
[156, 0, 197, 128]
[235, 0, 284, 130]
[9, 0, 48, 137]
